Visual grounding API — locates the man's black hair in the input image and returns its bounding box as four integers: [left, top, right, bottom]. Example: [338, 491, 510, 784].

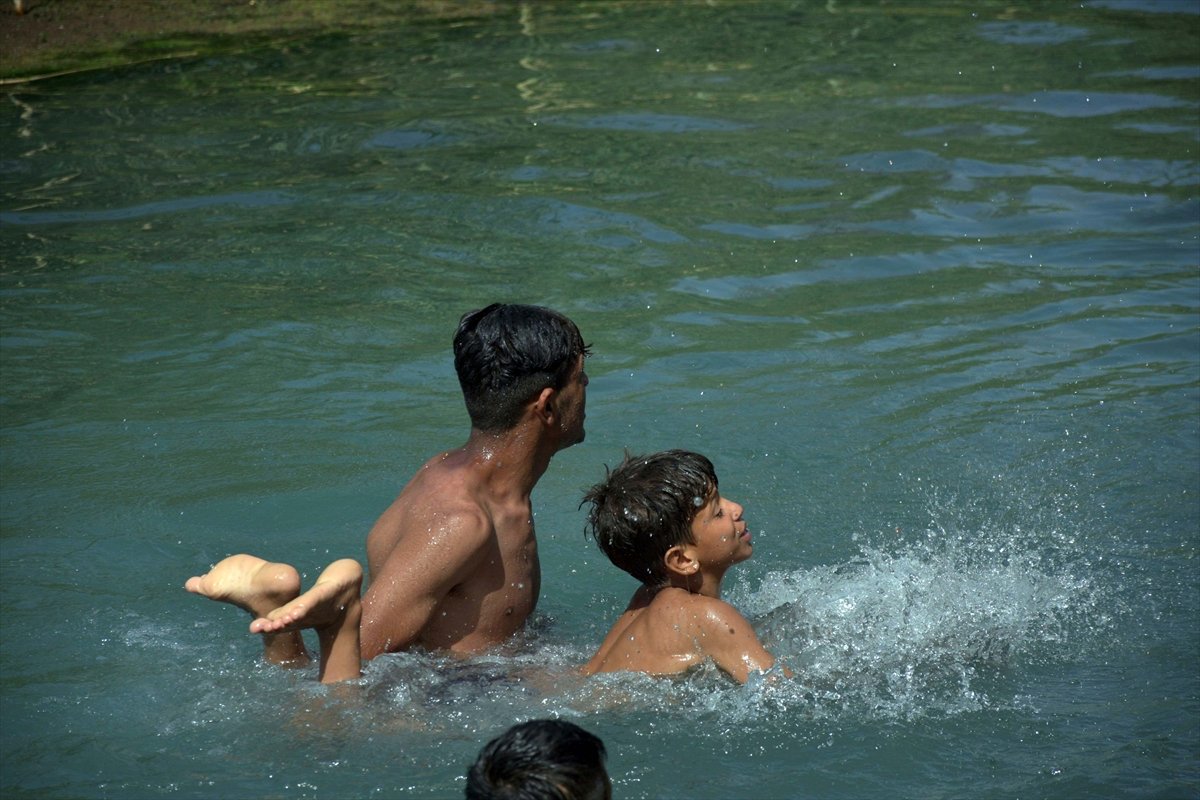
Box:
[453, 304, 589, 432]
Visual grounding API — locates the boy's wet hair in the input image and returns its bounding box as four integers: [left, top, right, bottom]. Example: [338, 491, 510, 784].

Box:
[465, 718, 610, 800]
[582, 450, 719, 585]
[454, 304, 590, 433]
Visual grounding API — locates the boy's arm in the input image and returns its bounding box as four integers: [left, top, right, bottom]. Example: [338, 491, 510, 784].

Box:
[694, 598, 789, 684]
[358, 509, 490, 660]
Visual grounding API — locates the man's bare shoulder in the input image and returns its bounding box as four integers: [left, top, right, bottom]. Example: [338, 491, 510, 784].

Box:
[397, 449, 476, 498]
[377, 498, 493, 559]
[366, 450, 495, 576]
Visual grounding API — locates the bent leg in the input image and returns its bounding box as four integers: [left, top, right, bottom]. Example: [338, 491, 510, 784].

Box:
[185, 554, 311, 667]
[251, 559, 363, 683]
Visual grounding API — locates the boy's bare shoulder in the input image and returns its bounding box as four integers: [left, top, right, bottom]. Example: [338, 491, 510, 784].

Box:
[654, 589, 777, 682]
[650, 589, 752, 632]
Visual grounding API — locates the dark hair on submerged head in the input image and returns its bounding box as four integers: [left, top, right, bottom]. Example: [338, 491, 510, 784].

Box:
[465, 719, 610, 800]
[582, 450, 718, 585]
[454, 304, 590, 433]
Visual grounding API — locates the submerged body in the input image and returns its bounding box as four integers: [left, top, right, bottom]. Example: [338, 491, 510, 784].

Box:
[581, 450, 784, 684]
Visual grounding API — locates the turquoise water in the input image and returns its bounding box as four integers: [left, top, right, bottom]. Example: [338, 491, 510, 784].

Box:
[1, 1, 1197, 797]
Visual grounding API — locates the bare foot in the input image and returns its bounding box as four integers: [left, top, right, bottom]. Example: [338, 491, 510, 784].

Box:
[185, 554, 302, 618]
[250, 559, 363, 635]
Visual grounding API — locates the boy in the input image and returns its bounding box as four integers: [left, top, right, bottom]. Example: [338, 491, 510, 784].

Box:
[580, 450, 785, 684]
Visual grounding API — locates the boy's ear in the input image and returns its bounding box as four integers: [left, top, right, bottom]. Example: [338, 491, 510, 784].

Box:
[663, 545, 699, 577]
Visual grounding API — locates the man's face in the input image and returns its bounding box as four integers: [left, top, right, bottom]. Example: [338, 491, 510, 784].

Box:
[555, 355, 588, 447]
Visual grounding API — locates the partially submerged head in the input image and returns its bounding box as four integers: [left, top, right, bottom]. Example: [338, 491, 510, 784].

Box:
[453, 304, 590, 435]
[582, 450, 720, 585]
[465, 718, 611, 800]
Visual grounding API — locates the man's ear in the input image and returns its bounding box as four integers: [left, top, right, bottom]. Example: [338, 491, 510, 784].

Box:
[663, 545, 699, 577]
[533, 386, 555, 425]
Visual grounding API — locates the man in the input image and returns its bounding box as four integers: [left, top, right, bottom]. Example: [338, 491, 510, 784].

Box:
[360, 303, 589, 658]
[186, 304, 590, 672]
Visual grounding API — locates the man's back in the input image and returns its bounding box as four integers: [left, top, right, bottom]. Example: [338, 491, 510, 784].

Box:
[360, 447, 540, 659]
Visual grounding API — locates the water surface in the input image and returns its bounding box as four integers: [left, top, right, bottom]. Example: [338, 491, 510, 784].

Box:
[1, 1, 1197, 798]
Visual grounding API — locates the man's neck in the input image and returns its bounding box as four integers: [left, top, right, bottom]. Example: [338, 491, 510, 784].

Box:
[458, 426, 554, 500]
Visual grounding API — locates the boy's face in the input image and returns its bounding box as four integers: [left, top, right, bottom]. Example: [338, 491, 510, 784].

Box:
[688, 492, 753, 568]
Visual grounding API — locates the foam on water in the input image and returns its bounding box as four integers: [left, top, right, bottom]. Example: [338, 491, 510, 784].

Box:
[735, 478, 1107, 722]
[505, 477, 1110, 735]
